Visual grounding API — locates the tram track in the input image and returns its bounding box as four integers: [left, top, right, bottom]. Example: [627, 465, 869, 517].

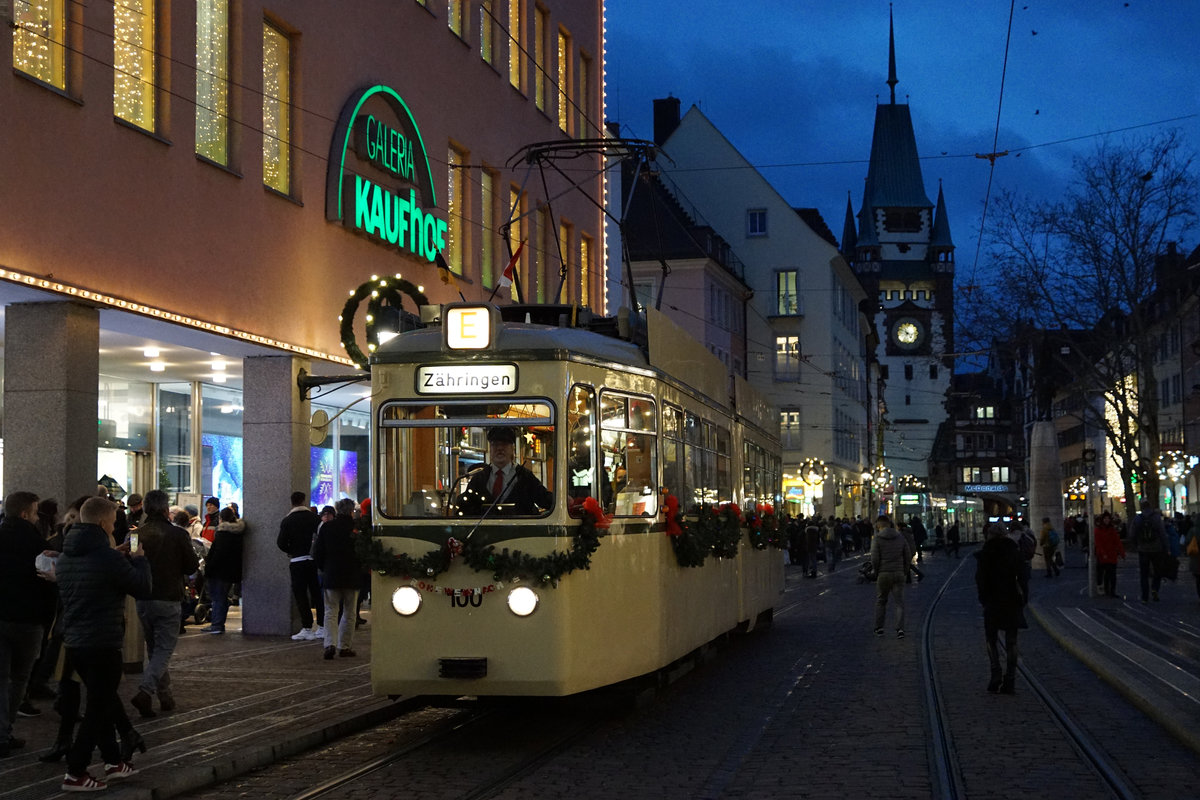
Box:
[921, 561, 1139, 800]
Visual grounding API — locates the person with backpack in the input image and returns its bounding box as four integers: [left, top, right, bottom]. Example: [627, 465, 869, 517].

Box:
[1132, 500, 1168, 602]
[1039, 517, 1061, 577]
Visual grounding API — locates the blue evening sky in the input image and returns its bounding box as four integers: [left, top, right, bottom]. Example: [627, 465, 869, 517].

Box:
[604, 0, 1200, 288]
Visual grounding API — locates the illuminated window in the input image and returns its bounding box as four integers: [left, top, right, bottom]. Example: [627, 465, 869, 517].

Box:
[747, 208, 767, 237]
[776, 270, 798, 315]
[579, 234, 592, 308]
[13, 0, 66, 88]
[577, 53, 591, 138]
[535, 206, 548, 303]
[559, 220, 572, 302]
[195, 0, 229, 164]
[481, 169, 498, 286]
[507, 185, 523, 298]
[262, 22, 291, 194]
[447, 0, 464, 37]
[508, 0, 523, 91]
[113, 0, 156, 130]
[775, 336, 800, 381]
[534, 6, 547, 110]
[973, 405, 995, 420]
[446, 146, 466, 275]
[480, 0, 495, 64]
[557, 29, 570, 133]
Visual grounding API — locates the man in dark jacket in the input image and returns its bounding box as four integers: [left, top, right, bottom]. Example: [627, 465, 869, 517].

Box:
[871, 514, 913, 637]
[131, 490, 198, 718]
[0, 491, 54, 756]
[455, 426, 553, 516]
[975, 522, 1027, 694]
[56, 496, 152, 791]
[312, 498, 362, 660]
[277, 491, 324, 641]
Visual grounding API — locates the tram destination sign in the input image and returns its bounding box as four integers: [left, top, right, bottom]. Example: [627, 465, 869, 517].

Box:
[416, 364, 517, 394]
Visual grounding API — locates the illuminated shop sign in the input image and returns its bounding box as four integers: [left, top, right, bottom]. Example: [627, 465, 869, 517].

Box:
[326, 85, 447, 263]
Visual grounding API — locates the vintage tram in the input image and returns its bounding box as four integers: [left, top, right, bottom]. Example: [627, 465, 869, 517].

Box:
[366, 302, 783, 697]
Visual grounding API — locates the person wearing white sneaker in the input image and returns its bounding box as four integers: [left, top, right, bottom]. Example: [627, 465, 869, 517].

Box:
[278, 492, 324, 640]
[57, 498, 152, 793]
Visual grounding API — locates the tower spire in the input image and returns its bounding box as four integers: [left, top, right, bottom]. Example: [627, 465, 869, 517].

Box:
[887, 4, 897, 104]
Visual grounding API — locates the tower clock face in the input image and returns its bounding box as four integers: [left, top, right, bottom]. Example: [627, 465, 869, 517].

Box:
[894, 319, 921, 346]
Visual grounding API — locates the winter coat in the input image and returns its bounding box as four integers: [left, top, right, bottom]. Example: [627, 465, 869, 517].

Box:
[0, 515, 55, 625]
[205, 518, 246, 583]
[1093, 522, 1125, 565]
[974, 535, 1026, 631]
[57, 522, 152, 649]
[137, 514, 200, 601]
[1132, 510, 1167, 554]
[871, 526, 912, 575]
[312, 514, 362, 589]
[277, 507, 320, 558]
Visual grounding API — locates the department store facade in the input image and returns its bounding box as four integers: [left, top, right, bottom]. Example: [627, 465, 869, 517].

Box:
[1, 0, 605, 633]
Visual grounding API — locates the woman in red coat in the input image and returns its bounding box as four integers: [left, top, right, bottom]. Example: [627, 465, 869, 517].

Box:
[1093, 511, 1125, 597]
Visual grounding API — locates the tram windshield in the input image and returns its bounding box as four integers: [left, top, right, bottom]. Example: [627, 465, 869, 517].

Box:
[376, 399, 555, 519]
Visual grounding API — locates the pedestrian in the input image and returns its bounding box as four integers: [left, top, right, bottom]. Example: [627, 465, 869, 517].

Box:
[278, 491, 325, 641]
[823, 516, 841, 572]
[1093, 511, 1125, 597]
[803, 516, 821, 577]
[786, 516, 802, 567]
[200, 507, 245, 634]
[55, 496, 152, 791]
[870, 514, 913, 638]
[0, 491, 55, 757]
[1039, 517, 1061, 577]
[910, 515, 928, 563]
[199, 497, 220, 544]
[946, 521, 961, 558]
[131, 490, 199, 718]
[125, 494, 145, 528]
[1132, 500, 1168, 602]
[899, 523, 924, 583]
[22, 497, 65, 710]
[1184, 523, 1200, 602]
[975, 522, 1027, 694]
[312, 498, 363, 659]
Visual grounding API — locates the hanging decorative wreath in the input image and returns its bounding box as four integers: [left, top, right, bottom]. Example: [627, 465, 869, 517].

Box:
[356, 497, 607, 588]
[664, 494, 743, 568]
[339, 275, 429, 369]
[745, 503, 785, 550]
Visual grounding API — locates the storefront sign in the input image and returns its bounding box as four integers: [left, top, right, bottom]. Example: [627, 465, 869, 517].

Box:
[964, 483, 1009, 493]
[326, 85, 447, 263]
[416, 364, 517, 394]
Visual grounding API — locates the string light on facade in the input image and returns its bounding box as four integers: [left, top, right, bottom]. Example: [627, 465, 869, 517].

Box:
[800, 458, 827, 486]
[1155, 449, 1198, 483]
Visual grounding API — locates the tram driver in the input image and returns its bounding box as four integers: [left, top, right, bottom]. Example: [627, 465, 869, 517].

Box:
[455, 426, 553, 516]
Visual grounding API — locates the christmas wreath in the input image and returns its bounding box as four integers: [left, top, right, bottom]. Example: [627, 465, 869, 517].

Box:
[745, 503, 786, 550]
[356, 497, 607, 588]
[339, 275, 429, 370]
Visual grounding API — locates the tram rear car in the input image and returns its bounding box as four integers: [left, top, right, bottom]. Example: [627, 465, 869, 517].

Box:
[368, 304, 783, 698]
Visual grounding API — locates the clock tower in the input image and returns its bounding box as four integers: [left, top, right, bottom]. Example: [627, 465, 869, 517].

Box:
[841, 9, 955, 484]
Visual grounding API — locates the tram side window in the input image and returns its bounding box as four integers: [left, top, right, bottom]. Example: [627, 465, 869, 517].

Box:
[682, 411, 701, 513]
[567, 385, 608, 516]
[715, 424, 731, 503]
[600, 392, 658, 517]
[662, 404, 684, 507]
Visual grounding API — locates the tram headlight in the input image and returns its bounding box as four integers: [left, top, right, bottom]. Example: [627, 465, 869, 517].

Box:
[391, 586, 423, 616]
[506, 586, 539, 617]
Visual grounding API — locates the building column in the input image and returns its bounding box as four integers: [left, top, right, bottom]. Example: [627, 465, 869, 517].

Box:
[242, 355, 311, 636]
[3, 302, 99, 504]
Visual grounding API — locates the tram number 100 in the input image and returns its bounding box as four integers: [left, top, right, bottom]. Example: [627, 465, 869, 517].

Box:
[448, 587, 490, 608]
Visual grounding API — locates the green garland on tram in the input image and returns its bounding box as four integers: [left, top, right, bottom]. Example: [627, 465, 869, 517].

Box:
[356, 506, 604, 588]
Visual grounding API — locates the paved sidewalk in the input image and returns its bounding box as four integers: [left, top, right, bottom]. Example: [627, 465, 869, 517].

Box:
[0, 609, 406, 800]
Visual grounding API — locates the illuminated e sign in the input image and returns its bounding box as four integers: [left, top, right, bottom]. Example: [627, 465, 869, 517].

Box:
[326, 85, 447, 264]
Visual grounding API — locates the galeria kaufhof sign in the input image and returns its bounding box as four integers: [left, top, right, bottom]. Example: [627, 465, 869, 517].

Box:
[326, 85, 448, 263]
